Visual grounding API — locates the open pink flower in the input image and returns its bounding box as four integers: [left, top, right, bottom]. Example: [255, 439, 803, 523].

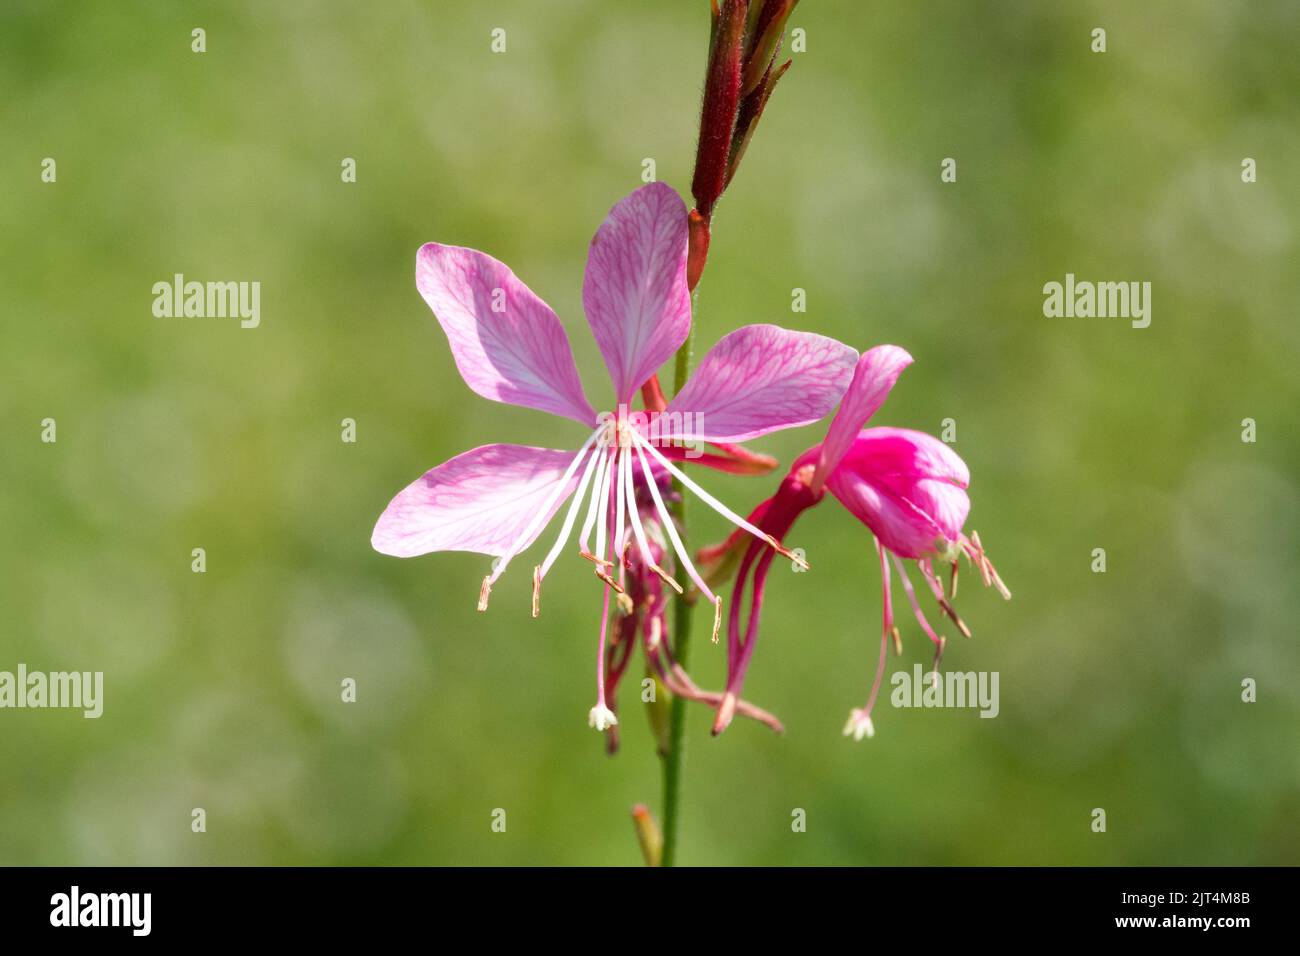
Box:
[371, 182, 859, 730]
[703, 345, 1010, 737]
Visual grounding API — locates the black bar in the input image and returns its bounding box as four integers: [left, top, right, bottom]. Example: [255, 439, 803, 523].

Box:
[0, 866, 1291, 941]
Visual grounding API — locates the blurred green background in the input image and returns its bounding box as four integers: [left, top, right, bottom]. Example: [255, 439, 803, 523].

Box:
[2, 0, 1297, 866]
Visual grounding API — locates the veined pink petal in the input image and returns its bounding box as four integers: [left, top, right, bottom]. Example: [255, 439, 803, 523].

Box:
[416, 243, 596, 426]
[657, 325, 858, 443]
[371, 443, 582, 558]
[582, 183, 691, 403]
[826, 428, 971, 558]
[812, 345, 913, 490]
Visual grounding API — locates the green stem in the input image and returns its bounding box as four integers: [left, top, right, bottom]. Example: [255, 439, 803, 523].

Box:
[660, 309, 697, 868]
[660, 575, 693, 867]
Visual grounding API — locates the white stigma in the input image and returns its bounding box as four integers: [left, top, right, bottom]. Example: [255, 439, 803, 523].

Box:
[588, 704, 618, 732]
[842, 709, 875, 741]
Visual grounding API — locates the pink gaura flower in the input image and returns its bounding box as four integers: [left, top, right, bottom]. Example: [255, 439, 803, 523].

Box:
[702, 345, 1011, 738]
[371, 182, 859, 730]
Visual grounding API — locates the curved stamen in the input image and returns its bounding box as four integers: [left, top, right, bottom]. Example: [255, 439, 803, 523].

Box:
[631, 429, 808, 570]
[892, 553, 946, 681]
[578, 446, 613, 565]
[593, 446, 614, 577]
[621, 440, 683, 594]
[536, 442, 604, 591]
[480, 426, 603, 606]
[962, 531, 1011, 599]
[613, 447, 627, 589]
[919, 558, 972, 639]
[844, 538, 894, 741]
[632, 440, 722, 640]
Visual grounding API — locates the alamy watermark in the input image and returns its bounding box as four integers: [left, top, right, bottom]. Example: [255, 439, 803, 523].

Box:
[50, 886, 150, 936]
[1043, 273, 1150, 329]
[891, 664, 998, 719]
[0, 664, 103, 718]
[152, 273, 260, 328]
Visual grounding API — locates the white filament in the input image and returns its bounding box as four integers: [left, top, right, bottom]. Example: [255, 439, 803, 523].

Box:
[487, 425, 603, 586]
[538, 442, 604, 579]
[578, 446, 612, 556]
[632, 440, 718, 606]
[631, 429, 778, 553]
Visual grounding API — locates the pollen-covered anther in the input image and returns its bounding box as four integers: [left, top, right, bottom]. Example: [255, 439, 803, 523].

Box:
[967, 531, 993, 587]
[579, 550, 614, 569]
[891, 625, 902, 655]
[477, 575, 492, 612]
[931, 635, 947, 682]
[711, 597, 722, 643]
[651, 564, 685, 594]
[771, 536, 808, 569]
[595, 568, 625, 593]
[531, 566, 541, 618]
[988, 561, 1011, 600]
[965, 530, 1011, 599]
[616, 592, 634, 616]
[940, 598, 972, 639]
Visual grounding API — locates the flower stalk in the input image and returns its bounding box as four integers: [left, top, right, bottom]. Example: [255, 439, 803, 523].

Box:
[659, 326, 696, 869]
[655, 0, 801, 868]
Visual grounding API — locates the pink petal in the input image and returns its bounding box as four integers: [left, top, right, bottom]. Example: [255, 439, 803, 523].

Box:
[416, 243, 596, 426]
[840, 427, 970, 489]
[815, 345, 913, 485]
[582, 183, 691, 403]
[372, 443, 582, 558]
[658, 325, 858, 443]
[826, 428, 971, 558]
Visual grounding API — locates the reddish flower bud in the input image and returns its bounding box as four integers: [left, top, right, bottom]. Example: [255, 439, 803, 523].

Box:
[691, 0, 749, 221]
[686, 208, 711, 290]
[741, 0, 797, 96]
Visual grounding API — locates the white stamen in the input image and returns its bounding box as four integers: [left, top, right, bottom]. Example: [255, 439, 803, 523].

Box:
[578, 447, 612, 558]
[632, 440, 718, 607]
[486, 426, 602, 587]
[538, 443, 603, 580]
[622, 439, 672, 584]
[594, 445, 614, 567]
[631, 429, 797, 564]
[613, 447, 627, 586]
